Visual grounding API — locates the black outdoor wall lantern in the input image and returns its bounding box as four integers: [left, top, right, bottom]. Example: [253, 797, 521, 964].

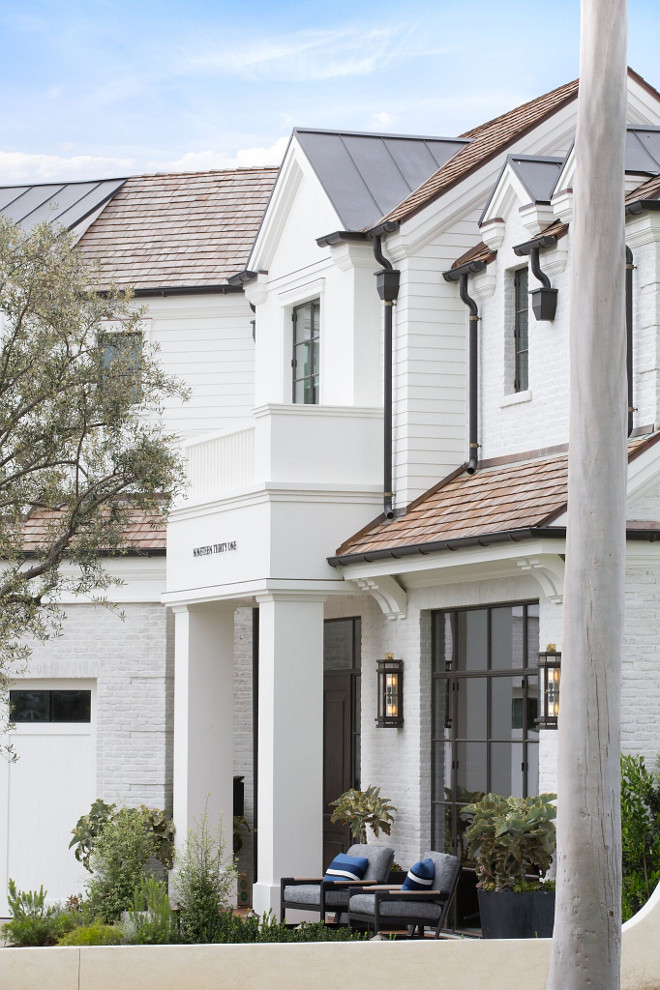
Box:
[376, 654, 404, 727]
[537, 645, 561, 729]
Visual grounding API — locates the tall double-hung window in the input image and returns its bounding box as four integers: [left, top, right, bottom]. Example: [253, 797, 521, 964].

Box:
[292, 300, 320, 404]
[513, 268, 529, 392]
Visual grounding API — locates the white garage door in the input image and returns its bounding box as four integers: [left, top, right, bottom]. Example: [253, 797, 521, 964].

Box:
[0, 680, 96, 915]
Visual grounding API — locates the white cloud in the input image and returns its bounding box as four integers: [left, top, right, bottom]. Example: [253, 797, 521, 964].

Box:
[0, 138, 289, 185]
[152, 137, 288, 172]
[182, 25, 447, 82]
[0, 151, 134, 184]
[370, 111, 396, 129]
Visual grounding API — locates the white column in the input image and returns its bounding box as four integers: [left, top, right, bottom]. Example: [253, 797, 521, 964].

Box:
[172, 604, 235, 855]
[253, 593, 325, 916]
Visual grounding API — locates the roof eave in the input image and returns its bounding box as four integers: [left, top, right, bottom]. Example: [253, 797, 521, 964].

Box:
[328, 526, 567, 567]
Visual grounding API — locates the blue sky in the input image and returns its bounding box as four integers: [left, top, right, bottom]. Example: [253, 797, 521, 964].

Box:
[1, 0, 659, 183]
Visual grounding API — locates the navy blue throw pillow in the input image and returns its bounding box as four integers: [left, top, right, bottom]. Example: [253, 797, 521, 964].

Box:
[323, 853, 369, 882]
[402, 858, 435, 891]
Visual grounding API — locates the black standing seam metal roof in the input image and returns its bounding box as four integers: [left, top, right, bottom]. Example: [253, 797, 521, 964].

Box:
[0, 178, 127, 232]
[625, 126, 660, 173]
[479, 155, 565, 225]
[479, 128, 660, 227]
[293, 128, 470, 231]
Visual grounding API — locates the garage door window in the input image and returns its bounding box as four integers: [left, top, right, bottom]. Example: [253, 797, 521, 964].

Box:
[10, 689, 91, 723]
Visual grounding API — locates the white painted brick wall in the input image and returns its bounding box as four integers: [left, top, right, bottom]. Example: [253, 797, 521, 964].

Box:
[20, 601, 173, 812]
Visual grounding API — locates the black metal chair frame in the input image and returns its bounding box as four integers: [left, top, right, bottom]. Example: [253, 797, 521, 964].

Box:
[347, 883, 458, 939]
[280, 876, 377, 924]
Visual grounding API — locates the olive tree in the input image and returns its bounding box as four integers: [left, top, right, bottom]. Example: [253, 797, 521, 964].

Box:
[0, 216, 187, 741]
[547, 2, 628, 988]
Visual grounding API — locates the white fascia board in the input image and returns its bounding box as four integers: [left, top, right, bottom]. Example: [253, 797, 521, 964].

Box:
[30, 555, 166, 604]
[248, 138, 343, 273]
[162, 575, 359, 608]
[627, 74, 660, 126]
[171, 482, 382, 519]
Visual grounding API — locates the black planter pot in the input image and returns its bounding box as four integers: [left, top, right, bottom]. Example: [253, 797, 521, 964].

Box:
[477, 888, 555, 939]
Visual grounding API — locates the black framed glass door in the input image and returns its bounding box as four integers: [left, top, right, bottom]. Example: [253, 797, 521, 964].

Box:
[431, 603, 540, 929]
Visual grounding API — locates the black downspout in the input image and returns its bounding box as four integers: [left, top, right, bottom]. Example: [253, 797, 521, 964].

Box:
[626, 245, 635, 437]
[529, 246, 551, 289]
[459, 273, 480, 474]
[373, 236, 400, 519]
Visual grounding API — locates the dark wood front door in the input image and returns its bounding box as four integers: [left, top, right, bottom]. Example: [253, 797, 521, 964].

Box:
[322, 617, 361, 867]
[323, 673, 352, 865]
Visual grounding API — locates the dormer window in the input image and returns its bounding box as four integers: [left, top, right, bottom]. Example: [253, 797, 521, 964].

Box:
[513, 268, 529, 392]
[292, 299, 320, 404]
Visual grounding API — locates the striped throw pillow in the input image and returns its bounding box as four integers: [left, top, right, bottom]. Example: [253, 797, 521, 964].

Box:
[402, 858, 435, 891]
[323, 853, 369, 883]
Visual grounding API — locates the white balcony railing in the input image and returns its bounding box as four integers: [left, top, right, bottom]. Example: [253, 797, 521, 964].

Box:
[184, 427, 255, 501]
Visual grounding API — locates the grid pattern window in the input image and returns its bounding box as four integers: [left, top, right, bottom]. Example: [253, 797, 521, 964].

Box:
[101, 331, 143, 403]
[10, 689, 91, 723]
[513, 268, 529, 392]
[292, 300, 320, 404]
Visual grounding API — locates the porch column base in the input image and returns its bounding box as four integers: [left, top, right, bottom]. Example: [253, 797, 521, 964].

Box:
[252, 881, 282, 916]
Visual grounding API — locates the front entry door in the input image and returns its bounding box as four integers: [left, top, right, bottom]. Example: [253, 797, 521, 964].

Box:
[322, 618, 361, 867]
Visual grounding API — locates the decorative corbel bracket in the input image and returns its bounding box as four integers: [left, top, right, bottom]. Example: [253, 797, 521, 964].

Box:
[515, 555, 564, 604]
[355, 575, 408, 620]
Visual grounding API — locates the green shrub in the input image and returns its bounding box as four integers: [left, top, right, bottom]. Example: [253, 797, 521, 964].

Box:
[85, 807, 160, 922]
[621, 753, 660, 921]
[214, 910, 368, 943]
[1, 880, 79, 946]
[124, 876, 174, 944]
[171, 808, 236, 944]
[58, 921, 124, 946]
[71, 799, 174, 873]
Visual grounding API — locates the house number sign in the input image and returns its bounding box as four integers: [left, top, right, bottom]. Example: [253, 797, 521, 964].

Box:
[192, 541, 237, 558]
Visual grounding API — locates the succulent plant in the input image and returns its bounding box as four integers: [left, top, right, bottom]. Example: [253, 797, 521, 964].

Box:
[329, 786, 396, 844]
[464, 792, 557, 892]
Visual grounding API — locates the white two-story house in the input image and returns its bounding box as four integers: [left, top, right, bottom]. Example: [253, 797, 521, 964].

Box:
[5, 68, 660, 928]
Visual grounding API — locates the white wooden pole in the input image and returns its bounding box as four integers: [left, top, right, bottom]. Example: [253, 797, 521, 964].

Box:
[546, 2, 628, 989]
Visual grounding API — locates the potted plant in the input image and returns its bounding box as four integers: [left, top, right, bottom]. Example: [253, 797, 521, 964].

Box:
[329, 786, 396, 844]
[464, 792, 556, 938]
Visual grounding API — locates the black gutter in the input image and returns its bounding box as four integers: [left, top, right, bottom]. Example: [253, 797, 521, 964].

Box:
[228, 269, 259, 286]
[316, 231, 370, 247]
[626, 200, 660, 215]
[328, 526, 567, 567]
[443, 261, 485, 474]
[131, 284, 244, 298]
[626, 245, 635, 436]
[328, 524, 660, 568]
[372, 235, 400, 519]
[513, 233, 558, 254]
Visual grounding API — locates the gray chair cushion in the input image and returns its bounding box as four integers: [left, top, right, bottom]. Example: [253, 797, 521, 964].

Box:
[346, 844, 394, 883]
[348, 893, 444, 921]
[282, 884, 349, 907]
[421, 850, 460, 895]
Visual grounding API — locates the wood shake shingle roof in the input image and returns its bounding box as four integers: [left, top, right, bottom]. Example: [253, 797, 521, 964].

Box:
[22, 506, 166, 553]
[76, 167, 278, 291]
[333, 434, 660, 562]
[377, 78, 580, 226]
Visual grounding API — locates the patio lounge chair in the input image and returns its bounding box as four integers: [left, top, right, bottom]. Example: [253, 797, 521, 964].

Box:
[280, 844, 395, 923]
[347, 850, 460, 938]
